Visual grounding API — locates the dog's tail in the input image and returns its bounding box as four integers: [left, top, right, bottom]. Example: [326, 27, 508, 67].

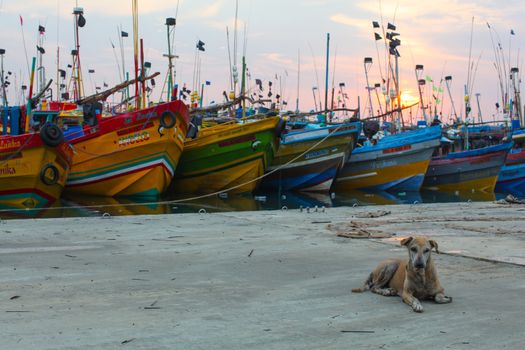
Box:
[351, 272, 373, 293]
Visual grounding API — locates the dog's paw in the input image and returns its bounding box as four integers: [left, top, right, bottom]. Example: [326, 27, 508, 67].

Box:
[383, 288, 398, 296]
[435, 294, 453, 304]
[411, 302, 424, 313]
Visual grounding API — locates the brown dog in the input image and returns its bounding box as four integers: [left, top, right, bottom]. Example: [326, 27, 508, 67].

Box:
[352, 236, 452, 312]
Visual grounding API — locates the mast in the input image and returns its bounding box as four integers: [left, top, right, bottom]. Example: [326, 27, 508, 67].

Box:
[132, 0, 139, 109]
[295, 49, 300, 113]
[415, 64, 427, 122]
[69, 6, 85, 101]
[364, 57, 374, 118]
[324, 33, 330, 117]
[0, 49, 7, 108]
[444, 76, 458, 123]
[165, 17, 176, 101]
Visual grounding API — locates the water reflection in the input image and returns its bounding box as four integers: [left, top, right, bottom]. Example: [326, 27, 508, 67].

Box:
[0, 188, 521, 220]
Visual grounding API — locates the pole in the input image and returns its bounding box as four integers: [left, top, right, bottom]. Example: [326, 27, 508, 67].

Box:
[364, 58, 374, 119]
[324, 33, 330, 116]
[25, 57, 37, 132]
[140, 38, 146, 108]
[132, 0, 139, 110]
[0, 52, 7, 107]
[296, 49, 300, 113]
[241, 56, 246, 118]
[166, 24, 173, 102]
[475, 93, 482, 123]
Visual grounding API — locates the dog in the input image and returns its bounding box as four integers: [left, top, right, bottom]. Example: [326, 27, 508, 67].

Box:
[352, 236, 452, 312]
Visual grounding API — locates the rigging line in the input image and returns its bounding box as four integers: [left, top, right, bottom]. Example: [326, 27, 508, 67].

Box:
[466, 16, 474, 95]
[19, 14, 31, 79]
[493, 26, 509, 104]
[307, 41, 322, 110]
[487, 23, 505, 106]
[438, 60, 447, 116]
[330, 45, 338, 110]
[469, 50, 483, 98]
[226, 26, 233, 91]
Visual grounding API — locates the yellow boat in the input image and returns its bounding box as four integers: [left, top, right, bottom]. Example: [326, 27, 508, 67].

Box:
[1, 121, 72, 210]
[171, 117, 282, 194]
[62, 100, 190, 198]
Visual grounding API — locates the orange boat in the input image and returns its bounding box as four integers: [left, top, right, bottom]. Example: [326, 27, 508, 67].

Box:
[58, 100, 189, 198]
[1, 114, 72, 210]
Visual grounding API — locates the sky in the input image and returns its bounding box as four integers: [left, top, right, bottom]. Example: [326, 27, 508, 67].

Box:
[0, 0, 524, 124]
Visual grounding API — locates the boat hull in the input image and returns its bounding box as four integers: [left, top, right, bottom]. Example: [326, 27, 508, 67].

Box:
[335, 127, 441, 191]
[64, 101, 189, 198]
[423, 143, 512, 193]
[172, 117, 280, 195]
[260, 123, 359, 192]
[496, 149, 525, 193]
[0, 134, 71, 210]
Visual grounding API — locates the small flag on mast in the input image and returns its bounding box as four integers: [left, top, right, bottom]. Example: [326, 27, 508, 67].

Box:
[196, 40, 205, 51]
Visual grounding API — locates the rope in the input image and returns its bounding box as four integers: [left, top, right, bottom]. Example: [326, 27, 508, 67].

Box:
[0, 121, 352, 214]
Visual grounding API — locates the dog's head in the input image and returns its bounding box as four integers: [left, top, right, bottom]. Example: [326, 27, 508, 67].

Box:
[401, 236, 439, 270]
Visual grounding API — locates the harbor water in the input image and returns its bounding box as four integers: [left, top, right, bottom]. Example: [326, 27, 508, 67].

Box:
[0, 188, 521, 220]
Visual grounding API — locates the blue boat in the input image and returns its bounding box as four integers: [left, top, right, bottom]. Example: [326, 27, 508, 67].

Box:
[496, 129, 525, 193]
[260, 122, 361, 192]
[334, 126, 442, 192]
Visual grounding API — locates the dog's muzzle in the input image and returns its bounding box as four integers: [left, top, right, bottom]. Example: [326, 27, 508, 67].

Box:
[414, 261, 425, 269]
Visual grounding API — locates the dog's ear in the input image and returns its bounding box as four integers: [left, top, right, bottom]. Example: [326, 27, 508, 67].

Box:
[429, 240, 440, 254]
[400, 236, 414, 247]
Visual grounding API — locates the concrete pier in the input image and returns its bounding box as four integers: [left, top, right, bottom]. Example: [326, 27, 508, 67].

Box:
[1, 201, 524, 349]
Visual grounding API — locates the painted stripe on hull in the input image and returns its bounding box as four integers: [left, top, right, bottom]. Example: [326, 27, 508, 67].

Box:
[423, 149, 508, 192]
[262, 153, 343, 192]
[267, 152, 344, 171]
[337, 143, 434, 191]
[67, 158, 174, 186]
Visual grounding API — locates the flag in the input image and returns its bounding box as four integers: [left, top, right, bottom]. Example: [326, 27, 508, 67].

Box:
[38, 25, 45, 33]
[121, 31, 129, 37]
[205, 81, 211, 85]
[433, 85, 438, 92]
[88, 69, 95, 73]
[19, 15, 23, 26]
[511, 29, 515, 35]
[374, 33, 382, 41]
[435, 98, 441, 104]
[103, 82, 108, 87]
[372, 21, 380, 28]
[196, 40, 205, 51]
[425, 75, 432, 82]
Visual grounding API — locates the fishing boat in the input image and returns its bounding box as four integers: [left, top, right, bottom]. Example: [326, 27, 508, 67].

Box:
[496, 129, 525, 194]
[423, 142, 512, 193]
[54, 100, 190, 198]
[260, 121, 361, 192]
[171, 116, 282, 195]
[334, 125, 442, 192]
[1, 106, 72, 210]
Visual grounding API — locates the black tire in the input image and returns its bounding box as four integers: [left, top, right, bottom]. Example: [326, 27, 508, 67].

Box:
[40, 122, 64, 147]
[40, 164, 60, 186]
[160, 111, 177, 129]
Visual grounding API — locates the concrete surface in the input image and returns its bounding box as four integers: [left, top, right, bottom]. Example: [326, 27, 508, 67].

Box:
[1, 201, 524, 349]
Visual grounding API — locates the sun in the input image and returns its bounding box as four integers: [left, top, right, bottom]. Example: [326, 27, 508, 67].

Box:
[400, 90, 419, 107]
